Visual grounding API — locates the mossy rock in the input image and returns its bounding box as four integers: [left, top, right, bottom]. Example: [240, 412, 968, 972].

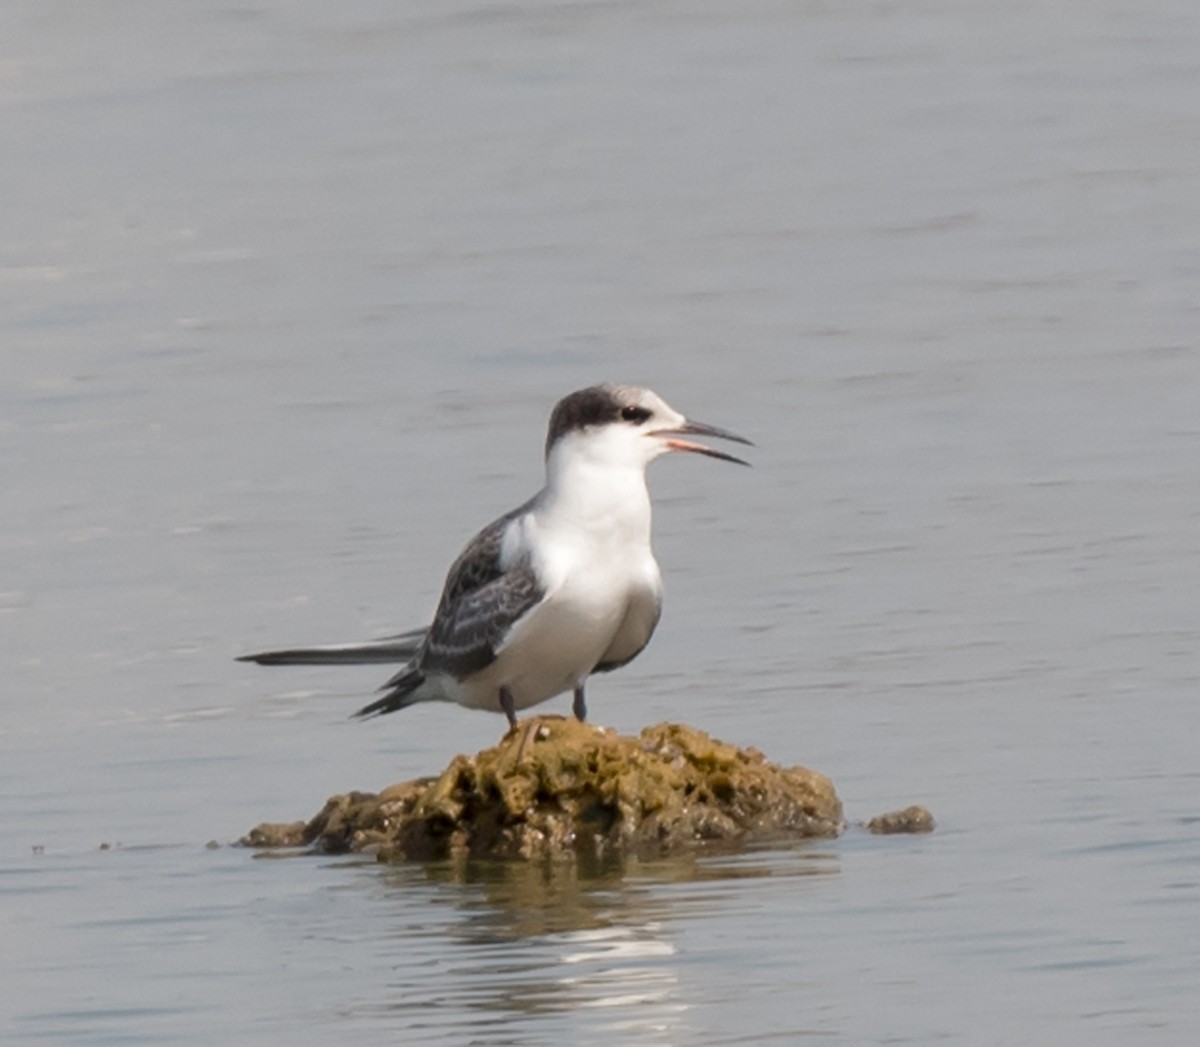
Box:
[242, 718, 844, 862]
[865, 804, 935, 835]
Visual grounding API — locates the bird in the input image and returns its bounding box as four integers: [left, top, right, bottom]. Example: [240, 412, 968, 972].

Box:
[238, 383, 752, 729]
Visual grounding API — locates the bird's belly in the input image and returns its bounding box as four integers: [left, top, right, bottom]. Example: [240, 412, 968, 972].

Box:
[457, 570, 654, 712]
[597, 583, 661, 669]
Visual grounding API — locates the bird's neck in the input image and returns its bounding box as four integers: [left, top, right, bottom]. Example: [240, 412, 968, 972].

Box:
[538, 449, 653, 548]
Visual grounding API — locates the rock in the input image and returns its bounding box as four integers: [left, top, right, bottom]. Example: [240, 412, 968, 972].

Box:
[865, 805, 935, 835]
[240, 820, 308, 848]
[240, 718, 844, 861]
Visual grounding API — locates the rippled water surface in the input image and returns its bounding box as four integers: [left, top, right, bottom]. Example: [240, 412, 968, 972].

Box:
[3, 1, 1199, 1043]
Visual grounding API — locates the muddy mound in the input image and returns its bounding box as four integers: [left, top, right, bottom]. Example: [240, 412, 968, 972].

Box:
[241, 718, 844, 862]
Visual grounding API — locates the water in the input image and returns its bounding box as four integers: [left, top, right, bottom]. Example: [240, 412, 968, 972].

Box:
[3, 0, 1199, 1042]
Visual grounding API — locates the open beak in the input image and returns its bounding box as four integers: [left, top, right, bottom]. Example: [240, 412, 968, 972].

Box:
[654, 419, 754, 466]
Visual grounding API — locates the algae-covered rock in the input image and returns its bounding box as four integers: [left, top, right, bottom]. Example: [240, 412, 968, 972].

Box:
[240, 718, 843, 862]
[866, 804, 935, 835]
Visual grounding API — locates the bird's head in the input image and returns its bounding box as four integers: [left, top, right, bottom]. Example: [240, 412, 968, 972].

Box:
[545, 384, 753, 473]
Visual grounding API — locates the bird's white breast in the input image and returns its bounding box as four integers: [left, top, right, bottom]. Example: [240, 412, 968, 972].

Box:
[456, 476, 662, 711]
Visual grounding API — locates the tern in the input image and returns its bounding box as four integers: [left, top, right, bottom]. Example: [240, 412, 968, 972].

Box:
[238, 384, 752, 728]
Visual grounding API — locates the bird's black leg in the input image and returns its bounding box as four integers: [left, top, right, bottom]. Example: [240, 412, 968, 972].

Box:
[572, 684, 587, 722]
[499, 685, 518, 729]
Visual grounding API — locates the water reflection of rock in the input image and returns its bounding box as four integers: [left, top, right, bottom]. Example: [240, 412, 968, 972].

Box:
[242, 718, 844, 862]
[353, 843, 840, 1042]
[242, 719, 923, 1039]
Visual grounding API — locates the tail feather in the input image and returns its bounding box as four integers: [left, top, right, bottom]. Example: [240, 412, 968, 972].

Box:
[353, 668, 427, 719]
[237, 628, 427, 666]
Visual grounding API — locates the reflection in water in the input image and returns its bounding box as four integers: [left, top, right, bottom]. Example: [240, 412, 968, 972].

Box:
[351, 845, 838, 1042]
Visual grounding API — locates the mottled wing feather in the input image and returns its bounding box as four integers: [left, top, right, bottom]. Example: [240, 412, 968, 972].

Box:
[421, 560, 543, 678]
[438, 498, 530, 601]
[412, 499, 543, 680]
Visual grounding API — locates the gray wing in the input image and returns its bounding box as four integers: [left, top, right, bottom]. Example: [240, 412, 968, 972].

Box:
[418, 560, 542, 679]
[382, 500, 543, 686]
[360, 557, 541, 712]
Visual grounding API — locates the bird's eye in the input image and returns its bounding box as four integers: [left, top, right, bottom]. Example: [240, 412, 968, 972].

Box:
[621, 405, 652, 424]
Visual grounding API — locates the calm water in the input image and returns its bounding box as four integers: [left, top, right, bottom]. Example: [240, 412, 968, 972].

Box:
[3, 1, 1199, 1043]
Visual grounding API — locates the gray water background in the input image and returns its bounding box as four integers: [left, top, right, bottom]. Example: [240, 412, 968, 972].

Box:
[3, 1, 1199, 1043]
